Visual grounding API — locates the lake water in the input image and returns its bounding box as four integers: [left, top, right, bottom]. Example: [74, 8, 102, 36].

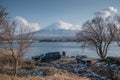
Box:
[24, 42, 120, 59]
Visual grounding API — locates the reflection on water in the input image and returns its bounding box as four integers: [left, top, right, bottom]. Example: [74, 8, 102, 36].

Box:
[24, 42, 120, 59]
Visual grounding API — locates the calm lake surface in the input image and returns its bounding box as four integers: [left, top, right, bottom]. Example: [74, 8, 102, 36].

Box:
[24, 42, 120, 59]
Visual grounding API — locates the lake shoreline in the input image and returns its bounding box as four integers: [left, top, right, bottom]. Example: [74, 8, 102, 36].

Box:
[24, 42, 120, 59]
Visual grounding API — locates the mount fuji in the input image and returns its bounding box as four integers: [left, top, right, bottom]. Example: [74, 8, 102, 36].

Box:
[33, 21, 81, 41]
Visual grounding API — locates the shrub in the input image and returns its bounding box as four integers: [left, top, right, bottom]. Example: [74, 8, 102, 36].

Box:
[104, 56, 120, 65]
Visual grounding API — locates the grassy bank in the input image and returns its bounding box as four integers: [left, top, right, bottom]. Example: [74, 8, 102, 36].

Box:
[0, 70, 89, 80]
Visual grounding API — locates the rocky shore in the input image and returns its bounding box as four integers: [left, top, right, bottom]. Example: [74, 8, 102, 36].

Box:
[20, 56, 120, 80]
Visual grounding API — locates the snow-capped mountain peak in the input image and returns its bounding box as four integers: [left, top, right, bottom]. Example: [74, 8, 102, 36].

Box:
[34, 21, 81, 38]
[43, 21, 81, 30]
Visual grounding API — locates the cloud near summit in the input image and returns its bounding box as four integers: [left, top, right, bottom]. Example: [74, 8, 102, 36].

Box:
[95, 6, 118, 17]
[15, 16, 40, 33]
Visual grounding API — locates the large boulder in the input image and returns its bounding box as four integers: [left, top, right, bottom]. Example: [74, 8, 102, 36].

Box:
[32, 54, 45, 61]
[76, 55, 91, 66]
[41, 52, 61, 62]
[32, 52, 61, 62]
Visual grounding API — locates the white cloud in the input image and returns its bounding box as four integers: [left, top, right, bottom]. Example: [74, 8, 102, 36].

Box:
[95, 6, 118, 17]
[15, 16, 40, 34]
[107, 6, 117, 13]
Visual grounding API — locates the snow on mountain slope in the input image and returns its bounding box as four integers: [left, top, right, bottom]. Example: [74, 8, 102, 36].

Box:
[43, 21, 81, 30]
[34, 21, 81, 38]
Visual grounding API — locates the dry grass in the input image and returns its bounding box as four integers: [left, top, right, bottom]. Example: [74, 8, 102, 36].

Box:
[0, 69, 90, 80]
[0, 60, 90, 80]
[0, 49, 24, 75]
[0, 50, 14, 69]
[0, 49, 23, 64]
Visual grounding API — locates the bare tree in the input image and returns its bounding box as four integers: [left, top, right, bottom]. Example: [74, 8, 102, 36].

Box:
[114, 16, 120, 46]
[0, 6, 8, 24]
[0, 21, 33, 76]
[0, 6, 33, 77]
[77, 17, 117, 59]
[0, 6, 8, 42]
[1, 20, 33, 77]
[14, 28, 33, 76]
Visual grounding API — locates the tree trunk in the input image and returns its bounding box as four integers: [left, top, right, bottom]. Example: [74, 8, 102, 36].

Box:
[99, 52, 106, 60]
[101, 55, 105, 60]
[14, 59, 18, 77]
[99, 48, 105, 59]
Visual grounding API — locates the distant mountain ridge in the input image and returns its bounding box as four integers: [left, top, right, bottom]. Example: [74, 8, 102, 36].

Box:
[33, 21, 81, 41]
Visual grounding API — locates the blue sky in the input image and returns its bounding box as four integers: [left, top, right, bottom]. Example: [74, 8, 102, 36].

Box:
[0, 0, 120, 30]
